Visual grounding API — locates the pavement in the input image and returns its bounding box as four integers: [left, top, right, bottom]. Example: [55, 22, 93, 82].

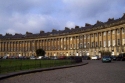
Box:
[0, 62, 88, 80]
[1, 60, 125, 83]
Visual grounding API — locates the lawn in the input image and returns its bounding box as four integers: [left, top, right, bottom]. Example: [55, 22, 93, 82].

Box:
[0, 59, 73, 74]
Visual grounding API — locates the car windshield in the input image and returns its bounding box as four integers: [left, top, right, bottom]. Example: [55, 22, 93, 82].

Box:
[103, 56, 110, 58]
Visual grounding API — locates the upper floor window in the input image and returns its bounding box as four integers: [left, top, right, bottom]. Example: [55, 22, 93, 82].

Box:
[80, 36, 83, 40]
[100, 33, 101, 36]
[61, 39, 63, 41]
[92, 42, 94, 47]
[84, 43, 86, 48]
[74, 44, 76, 49]
[96, 42, 98, 47]
[64, 38, 66, 41]
[122, 39, 125, 45]
[95, 33, 98, 37]
[88, 42, 90, 47]
[100, 41, 102, 47]
[108, 31, 110, 35]
[108, 40, 110, 47]
[70, 37, 72, 40]
[104, 41, 106, 47]
[87, 35, 90, 39]
[91, 34, 93, 37]
[118, 39, 120, 45]
[117, 29, 120, 34]
[77, 37, 79, 40]
[122, 28, 124, 34]
[112, 30, 115, 34]
[80, 43, 83, 48]
[103, 32, 106, 36]
[84, 35, 86, 39]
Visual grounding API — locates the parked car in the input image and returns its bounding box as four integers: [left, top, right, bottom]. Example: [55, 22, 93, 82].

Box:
[111, 56, 117, 61]
[2, 55, 8, 59]
[91, 55, 99, 60]
[36, 56, 42, 59]
[82, 56, 91, 60]
[116, 53, 125, 61]
[0, 56, 2, 59]
[58, 56, 67, 60]
[102, 56, 111, 63]
[42, 56, 50, 60]
[30, 56, 36, 60]
[50, 56, 58, 60]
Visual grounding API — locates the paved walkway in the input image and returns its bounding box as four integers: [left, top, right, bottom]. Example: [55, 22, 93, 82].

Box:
[0, 60, 125, 83]
[0, 61, 88, 80]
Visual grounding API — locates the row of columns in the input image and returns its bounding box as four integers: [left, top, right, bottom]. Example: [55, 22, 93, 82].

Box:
[0, 27, 125, 56]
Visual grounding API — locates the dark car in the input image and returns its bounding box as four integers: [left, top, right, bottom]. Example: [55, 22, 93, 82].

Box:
[0, 56, 2, 59]
[82, 56, 91, 60]
[111, 56, 117, 61]
[58, 56, 67, 60]
[116, 53, 125, 61]
[102, 56, 111, 63]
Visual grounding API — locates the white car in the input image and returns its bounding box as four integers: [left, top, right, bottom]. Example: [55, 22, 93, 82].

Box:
[91, 56, 99, 60]
[36, 56, 42, 59]
[30, 56, 36, 60]
[2, 55, 8, 59]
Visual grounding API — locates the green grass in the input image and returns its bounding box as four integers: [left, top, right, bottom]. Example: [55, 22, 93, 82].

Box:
[0, 59, 73, 74]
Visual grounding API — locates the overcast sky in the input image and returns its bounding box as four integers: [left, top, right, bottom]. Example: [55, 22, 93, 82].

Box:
[0, 0, 125, 35]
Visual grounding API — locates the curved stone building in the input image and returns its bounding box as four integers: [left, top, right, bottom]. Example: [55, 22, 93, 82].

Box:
[0, 13, 125, 58]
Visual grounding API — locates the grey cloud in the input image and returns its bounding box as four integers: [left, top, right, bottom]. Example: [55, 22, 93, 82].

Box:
[5, 14, 61, 34]
[63, 0, 125, 25]
[0, 0, 125, 35]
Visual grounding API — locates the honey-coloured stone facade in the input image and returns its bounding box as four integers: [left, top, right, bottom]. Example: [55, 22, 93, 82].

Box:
[0, 13, 125, 58]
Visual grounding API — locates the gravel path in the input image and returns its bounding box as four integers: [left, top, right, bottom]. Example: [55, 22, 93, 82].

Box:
[0, 60, 125, 83]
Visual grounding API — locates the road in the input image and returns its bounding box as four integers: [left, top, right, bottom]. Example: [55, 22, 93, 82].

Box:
[0, 60, 125, 83]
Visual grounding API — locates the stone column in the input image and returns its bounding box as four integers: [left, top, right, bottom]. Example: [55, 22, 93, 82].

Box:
[4, 41, 7, 52]
[120, 28, 123, 53]
[49, 39, 51, 50]
[11, 42, 14, 52]
[120, 28, 122, 46]
[115, 29, 117, 46]
[102, 32, 103, 48]
[115, 29, 117, 55]
[111, 30, 112, 47]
